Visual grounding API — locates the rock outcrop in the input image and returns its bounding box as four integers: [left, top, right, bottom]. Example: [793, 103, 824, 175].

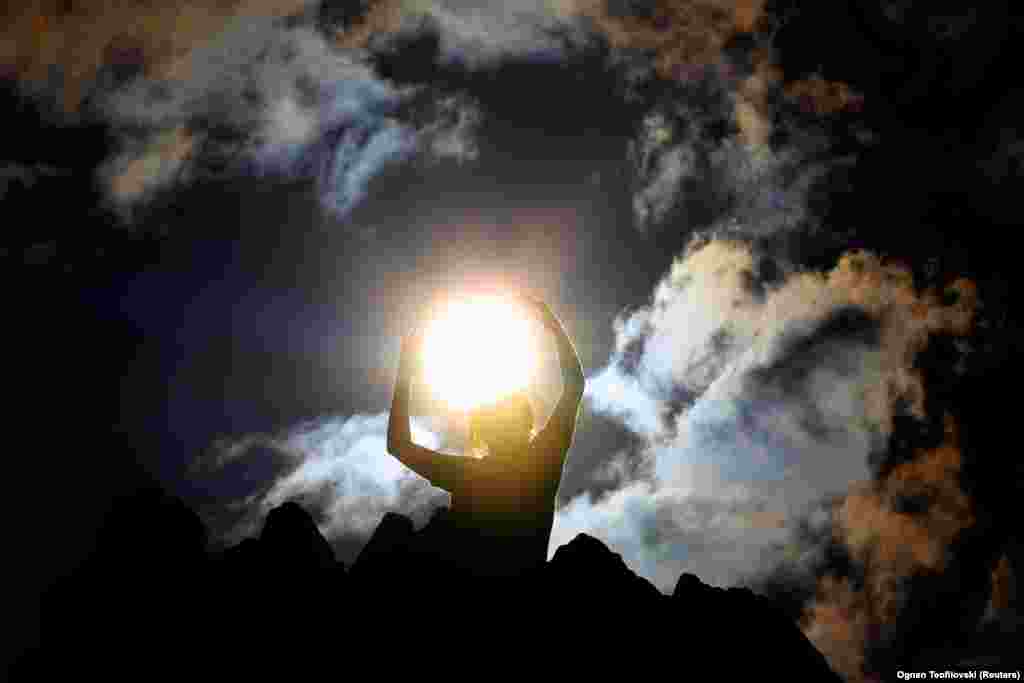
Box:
[24, 492, 848, 679]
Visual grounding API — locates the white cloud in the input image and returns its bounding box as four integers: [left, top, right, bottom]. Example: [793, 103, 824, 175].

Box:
[583, 363, 668, 439]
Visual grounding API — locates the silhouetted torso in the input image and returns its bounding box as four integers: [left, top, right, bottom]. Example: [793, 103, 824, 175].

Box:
[441, 436, 567, 579]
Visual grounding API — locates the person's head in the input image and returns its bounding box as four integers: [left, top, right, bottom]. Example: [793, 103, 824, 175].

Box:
[469, 392, 536, 459]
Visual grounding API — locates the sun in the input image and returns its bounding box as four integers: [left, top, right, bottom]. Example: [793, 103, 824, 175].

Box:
[422, 296, 541, 412]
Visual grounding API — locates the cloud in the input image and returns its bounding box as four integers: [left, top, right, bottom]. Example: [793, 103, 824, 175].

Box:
[97, 18, 394, 209]
[560, 235, 994, 680]
[576, 1, 873, 239]
[626, 77, 850, 236]
[91, 14, 483, 219]
[794, 420, 977, 682]
[6, 0, 816, 230]
[569, 0, 790, 152]
[191, 412, 450, 564]
[60, 0, 582, 215]
[406, 91, 482, 164]
[4, 0, 864, 232]
[335, 0, 591, 65]
[551, 478, 792, 591]
[564, 0, 768, 80]
[785, 74, 864, 116]
[103, 126, 197, 205]
[0, 0, 313, 113]
[554, 237, 979, 609]
[584, 363, 669, 438]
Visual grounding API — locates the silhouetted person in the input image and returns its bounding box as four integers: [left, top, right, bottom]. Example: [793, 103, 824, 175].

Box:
[387, 294, 584, 580]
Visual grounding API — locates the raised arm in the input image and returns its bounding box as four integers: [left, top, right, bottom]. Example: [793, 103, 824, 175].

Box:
[387, 329, 465, 492]
[527, 299, 585, 457]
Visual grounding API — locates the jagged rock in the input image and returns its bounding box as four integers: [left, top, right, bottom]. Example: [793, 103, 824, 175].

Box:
[350, 511, 415, 579]
[222, 536, 263, 566]
[260, 501, 336, 571]
[406, 506, 460, 573]
[95, 486, 208, 570]
[672, 571, 706, 599]
[545, 533, 663, 610]
[670, 570, 842, 681]
[31, 488, 848, 681]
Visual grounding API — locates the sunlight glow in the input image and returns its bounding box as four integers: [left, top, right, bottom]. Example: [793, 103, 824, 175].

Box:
[422, 296, 541, 411]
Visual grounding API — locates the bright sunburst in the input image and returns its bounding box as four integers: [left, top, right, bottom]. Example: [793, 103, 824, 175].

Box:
[422, 296, 541, 411]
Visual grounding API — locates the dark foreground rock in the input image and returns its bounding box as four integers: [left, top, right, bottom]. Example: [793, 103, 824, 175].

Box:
[20, 493, 848, 679]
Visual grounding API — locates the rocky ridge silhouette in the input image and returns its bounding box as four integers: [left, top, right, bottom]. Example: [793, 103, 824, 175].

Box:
[19, 488, 844, 680]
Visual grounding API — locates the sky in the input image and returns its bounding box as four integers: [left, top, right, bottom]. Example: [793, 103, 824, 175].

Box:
[5, 1, 1023, 680]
